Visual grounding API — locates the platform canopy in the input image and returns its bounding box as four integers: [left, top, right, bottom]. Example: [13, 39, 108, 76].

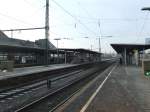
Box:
[59, 48, 101, 55]
[111, 43, 150, 53]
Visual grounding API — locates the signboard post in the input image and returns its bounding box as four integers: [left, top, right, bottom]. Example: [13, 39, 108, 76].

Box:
[47, 79, 51, 88]
[144, 70, 150, 77]
[142, 59, 150, 78]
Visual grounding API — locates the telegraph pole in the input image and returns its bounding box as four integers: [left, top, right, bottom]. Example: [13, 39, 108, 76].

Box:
[45, 0, 49, 66]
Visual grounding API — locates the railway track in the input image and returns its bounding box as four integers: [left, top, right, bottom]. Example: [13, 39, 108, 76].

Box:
[0, 60, 116, 112]
[0, 69, 86, 112]
[14, 62, 113, 112]
[0, 70, 83, 102]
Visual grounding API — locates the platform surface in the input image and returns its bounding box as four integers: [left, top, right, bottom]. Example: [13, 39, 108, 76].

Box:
[55, 65, 150, 112]
[85, 65, 150, 112]
[0, 64, 75, 80]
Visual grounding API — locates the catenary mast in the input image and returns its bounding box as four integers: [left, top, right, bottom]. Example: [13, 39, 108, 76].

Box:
[45, 0, 49, 65]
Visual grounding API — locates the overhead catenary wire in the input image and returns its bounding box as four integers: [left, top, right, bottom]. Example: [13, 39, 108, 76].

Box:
[23, 0, 42, 8]
[136, 12, 149, 43]
[23, 0, 45, 15]
[0, 0, 45, 30]
[76, 0, 102, 37]
[23, 0, 45, 13]
[0, 12, 35, 27]
[138, 12, 149, 36]
[76, 1, 93, 19]
[0, 0, 146, 45]
[1, 27, 45, 32]
[74, 16, 150, 22]
[1, 27, 45, 38]
[51, 0, 98, 36]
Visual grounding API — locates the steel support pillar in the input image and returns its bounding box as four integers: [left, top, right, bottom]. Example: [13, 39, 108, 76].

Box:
[124, 48, 127, 65]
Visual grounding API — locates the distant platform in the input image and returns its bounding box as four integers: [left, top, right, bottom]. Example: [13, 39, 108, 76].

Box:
[0, 64, 76, 80]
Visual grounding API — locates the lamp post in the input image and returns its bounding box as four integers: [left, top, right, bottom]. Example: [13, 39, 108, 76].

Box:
[82, 37, 92, 50]
[54, 37, 72, 64]
[96, 35, 112, 61]
[54, 38, 61, 63]
[141, 7, 150, 11]
[141, 7, 150, 60]
[96, 36, 112, 53]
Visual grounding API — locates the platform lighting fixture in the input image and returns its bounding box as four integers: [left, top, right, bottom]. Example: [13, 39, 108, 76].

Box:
[83, 37, 89, 38]
[62, 37, 73, 40]
[101, 36, 112, 38]
[54, 38, 61, 63]
[54, 38, 72, 63]
[141, 7, 150, 77]
[96, 35, 112, 53]
[141, 7, 150, 11]
[82, 37, 92, 50]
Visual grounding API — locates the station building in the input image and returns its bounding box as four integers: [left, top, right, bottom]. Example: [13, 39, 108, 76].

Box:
[0, 31, 101, 67]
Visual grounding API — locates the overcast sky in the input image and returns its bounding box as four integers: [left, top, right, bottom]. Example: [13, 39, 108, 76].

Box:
[0, 0, 150, 53]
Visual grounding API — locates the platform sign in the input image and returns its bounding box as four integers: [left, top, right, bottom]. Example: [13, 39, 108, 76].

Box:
[144, 70, 150, 77]
[142, 59, 150, 77]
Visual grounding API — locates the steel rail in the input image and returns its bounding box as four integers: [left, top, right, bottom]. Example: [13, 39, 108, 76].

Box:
[14, 66, 102, 112]
[0, 70, 83, 101]
[50, 63, 116, 112]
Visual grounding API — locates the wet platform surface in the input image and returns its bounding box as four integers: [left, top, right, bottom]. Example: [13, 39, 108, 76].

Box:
[85, 65, 149, 112]
[0, 64, 75, 80]
[55, 65, 150, 112]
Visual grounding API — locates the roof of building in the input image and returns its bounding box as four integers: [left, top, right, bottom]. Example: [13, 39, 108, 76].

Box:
[35, 39, 56, 49]
[111, 43, 150, 53]
[0, 31, 56, 49]
[0, 31, 100, 55]
[0, 30, 9, 38]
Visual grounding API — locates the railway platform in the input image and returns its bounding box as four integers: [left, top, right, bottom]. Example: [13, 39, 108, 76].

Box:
[0, 64, 75, 80]
[55, 65, 150, 112]
[0, 63, 78, 91]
